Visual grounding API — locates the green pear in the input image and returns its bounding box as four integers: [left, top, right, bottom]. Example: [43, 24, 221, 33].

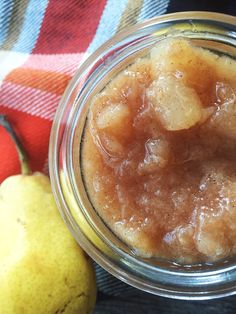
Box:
[0, 116, 96, 313]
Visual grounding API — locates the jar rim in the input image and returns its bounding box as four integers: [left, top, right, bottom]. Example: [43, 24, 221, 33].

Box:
[49, 12, 236, 299]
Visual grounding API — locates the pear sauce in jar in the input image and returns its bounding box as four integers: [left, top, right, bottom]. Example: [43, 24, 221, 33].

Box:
[81, 38, 236, 265]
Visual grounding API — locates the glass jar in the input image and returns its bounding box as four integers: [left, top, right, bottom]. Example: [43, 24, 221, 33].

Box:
[49, 12, 236, 299]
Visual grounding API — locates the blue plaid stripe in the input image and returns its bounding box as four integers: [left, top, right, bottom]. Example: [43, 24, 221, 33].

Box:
[87, 0, 128, 54]
[0, 0, 14, 45]
[138, 0, 169, 21]
[12, 0, 49, 53]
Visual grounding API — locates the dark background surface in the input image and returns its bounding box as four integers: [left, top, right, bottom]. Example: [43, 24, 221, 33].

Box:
[94, 1, 236, 312]
[95, 292, 236, 314]
[167, 0, 236, 16]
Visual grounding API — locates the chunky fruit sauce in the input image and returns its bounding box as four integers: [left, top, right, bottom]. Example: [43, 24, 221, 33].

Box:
[82, 38, 236, 264]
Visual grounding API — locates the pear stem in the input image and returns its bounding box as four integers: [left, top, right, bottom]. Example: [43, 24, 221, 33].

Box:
[0, 115, 31, 175]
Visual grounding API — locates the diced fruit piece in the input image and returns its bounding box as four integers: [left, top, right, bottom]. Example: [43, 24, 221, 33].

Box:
[100, 134, 124, 156]
[195, 215, 230, 260]
[209, 82, 236, 139]
[199, 106, 216, 124]
[96, 103, 130, 130]
[164, 225, 195, 256]
[146, 75, 203, 131]
[150, 38, 216, 107]
[220, 181, 236, 237]
[144, 138, 169, 167]
[124, 57, 153, 87]
[114, 223, 154, 258]
[138, 138, 170, 174]
[176, 225, 194, 249]
[150, 37, 194, 73]
[216, 81, 236, 105]
[202, 49, 236, 84]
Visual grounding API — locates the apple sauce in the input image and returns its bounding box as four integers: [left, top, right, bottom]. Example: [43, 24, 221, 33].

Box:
[82, 38, 236, 264]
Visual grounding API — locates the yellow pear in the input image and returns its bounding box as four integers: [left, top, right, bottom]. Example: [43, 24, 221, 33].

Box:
[0, 115, 96, 313]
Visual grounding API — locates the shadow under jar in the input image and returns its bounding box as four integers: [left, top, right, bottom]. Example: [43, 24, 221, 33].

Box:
[49, 12, 236, 300]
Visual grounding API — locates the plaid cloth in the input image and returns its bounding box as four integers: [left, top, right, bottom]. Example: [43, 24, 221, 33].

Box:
[0, 0, 169, 183]
[0, 0, 170, 298]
